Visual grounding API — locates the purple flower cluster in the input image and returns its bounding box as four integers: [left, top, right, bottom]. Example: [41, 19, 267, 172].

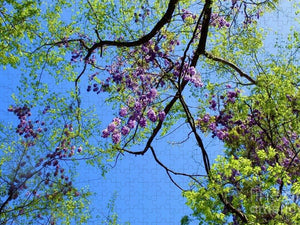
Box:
[173, 62, 203, 88]
[119, 107, 128, 117]
[140, 40, 172, 64]
[102, 106, 166, 144]
[71, 49, 83, 62]
[101, 117, 126, 144]
[8, 105, 47, 140]
[226, 90, 240, 103]
[158, 111, 166, 121]
[95, 40, 172, 95]
[198, 85, 300, 183]
[139, 116, 147, 128]
[107, 57, 126, 84]
[91, 38, 192, 145]
[210, 13, 230, 28]
[147, 109, 157, 122]
[199, 113, 230, 141]
[198, 88, 243, 141]
[209, 99, 217, 111]
[181, 9, 196, 21]
[87, 83, 100, 93]
[7, 105, 82, 200]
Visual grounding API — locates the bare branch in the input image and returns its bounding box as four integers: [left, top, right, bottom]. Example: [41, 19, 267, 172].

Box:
[178, 95, 211, 174]
[204, 51, 257, 85]
[149, 146, 204, 190]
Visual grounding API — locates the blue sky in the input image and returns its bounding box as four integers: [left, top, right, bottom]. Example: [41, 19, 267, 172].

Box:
[0, 1, 298, 224]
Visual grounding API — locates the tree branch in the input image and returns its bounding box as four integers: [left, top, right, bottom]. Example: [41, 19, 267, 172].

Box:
[149, 146, 204, 191]
[204, 51, 257, 85]
[193, 0, 212, 57]
[84, 0, 180, 60]
[219, 193, 248, 223]
[75, 63, 87, 108]
[178, 95, 211, 174]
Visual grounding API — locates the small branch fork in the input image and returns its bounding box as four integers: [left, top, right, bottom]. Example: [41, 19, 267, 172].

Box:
[118, 145, 205, 191]
[149, 146, 204, 191]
